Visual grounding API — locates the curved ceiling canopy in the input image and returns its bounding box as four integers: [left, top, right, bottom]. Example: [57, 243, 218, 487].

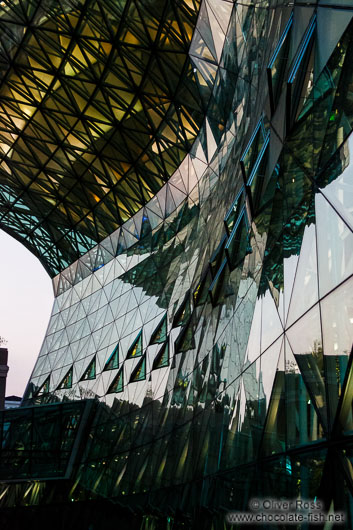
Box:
[0, 0, 205, 276]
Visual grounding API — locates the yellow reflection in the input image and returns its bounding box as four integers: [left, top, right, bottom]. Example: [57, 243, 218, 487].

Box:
[28, 57, 54, 87]
[0, 0, 203, 245]
[123, 31, 140, 45]
[19, 105, 35, 118]
[0, 143, 11, 154]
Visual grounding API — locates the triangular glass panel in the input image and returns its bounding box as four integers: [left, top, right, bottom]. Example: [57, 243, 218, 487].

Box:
[207, 0, 233, 35]
[171, 354, 177, 370]
[260, 337, 285, 417]
[294, 40, 315, 123]
[149, 314, 167, 345]
[320, 277, 353, 426]
[36, 375, 50, 396]
[286, 304, 328, 431]
[225, 211, 250, 271]
[267, 12, 293, 113]
[80, 356, 96, 381]
[174, 318, 196, 354]
[107, 367, 124, 394]
[261, 287, 283, 353]
[172, 294, 191, 328]
[226, 378, 247, 466]
[316, 192, 353, 298]
[190, 152, 208, 182]
[285, 338, 325, 448]
[247, 133, 270, 216]
[240, 119, 266, 181]
[57, 366, 73, 390]
[152, 342, 169, 370]
[205, 1, 226, 61]
[209, 235, 227, 278]
[209, 259, 229, 306]
[193, 272, 210, 306]
[104, 344, 119, 371]
[140, 211, 152, 240]
[233, 339, 281, 461]
[283, 253, 299, 324]
[286, 222, 318, 327]
[316, 20, 353, 171]
[129, 355, 146, 383]
[286, 15, 316, 131]
[261, 343, 286, 456]
[236, 361, 265, 464]
[281, 147, 314, 228]
[224, 189, 245, 236]
[206, 118, 218, 162]
[190, 27, 217, 63]
[244, 297, 262, 365]
[316, 9, 352, 78]
[336, 345, 353, 433]
[126, 331, 143, 359]
[318, 133, 353, 232]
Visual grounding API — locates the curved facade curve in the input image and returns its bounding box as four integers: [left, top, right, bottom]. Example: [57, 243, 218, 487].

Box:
[1, 0, 353, 528]
[0, 0, 218, 275]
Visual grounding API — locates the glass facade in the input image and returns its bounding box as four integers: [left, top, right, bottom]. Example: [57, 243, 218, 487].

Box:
[1, 0, 353, 528]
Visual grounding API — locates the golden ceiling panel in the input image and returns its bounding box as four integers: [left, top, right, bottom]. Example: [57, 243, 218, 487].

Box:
[0, 0, 207, 275]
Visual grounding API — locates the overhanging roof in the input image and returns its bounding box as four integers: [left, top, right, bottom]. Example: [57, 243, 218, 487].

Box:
[0, 0, 206, 276]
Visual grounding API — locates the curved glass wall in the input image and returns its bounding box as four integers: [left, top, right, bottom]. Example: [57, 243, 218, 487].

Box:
[2, 0, 353, 528]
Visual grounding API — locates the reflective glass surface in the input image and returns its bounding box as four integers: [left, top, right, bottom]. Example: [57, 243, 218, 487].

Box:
[2, 2, 353, 528]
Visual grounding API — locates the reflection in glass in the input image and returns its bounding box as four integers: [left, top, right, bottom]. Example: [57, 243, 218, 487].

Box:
[316, 192, 353, 297]
[286, 304, 327, 430]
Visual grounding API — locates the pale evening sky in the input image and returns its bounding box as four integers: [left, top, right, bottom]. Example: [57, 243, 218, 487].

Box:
[0, 230, 54, 397]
